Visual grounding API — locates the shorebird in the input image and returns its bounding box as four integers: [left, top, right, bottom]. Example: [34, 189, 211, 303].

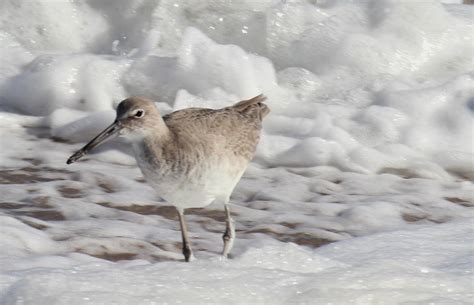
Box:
[67, 94, 269, 261]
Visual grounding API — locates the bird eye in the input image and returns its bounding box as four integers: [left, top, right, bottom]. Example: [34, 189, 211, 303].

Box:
[134, 109, 145, 118]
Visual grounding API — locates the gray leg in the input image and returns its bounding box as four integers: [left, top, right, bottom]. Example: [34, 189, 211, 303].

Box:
[222, 204, 235, 258]
[177, 208, 193, 262]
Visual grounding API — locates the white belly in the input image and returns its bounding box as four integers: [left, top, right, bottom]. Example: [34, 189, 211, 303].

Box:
[135, 149, 247, 210]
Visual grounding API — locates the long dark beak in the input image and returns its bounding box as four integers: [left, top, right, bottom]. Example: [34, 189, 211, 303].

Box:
[66, 120, 122, 164]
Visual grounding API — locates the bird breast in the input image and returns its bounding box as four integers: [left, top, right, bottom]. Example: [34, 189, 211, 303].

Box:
[132, 138, 248, 209]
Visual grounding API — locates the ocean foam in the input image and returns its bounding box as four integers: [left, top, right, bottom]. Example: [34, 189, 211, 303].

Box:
[1, 0, 472, 177]
[0, 1, 473, 304]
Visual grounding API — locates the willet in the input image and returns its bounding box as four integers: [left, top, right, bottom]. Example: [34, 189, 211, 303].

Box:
[67, 94, 269, 261]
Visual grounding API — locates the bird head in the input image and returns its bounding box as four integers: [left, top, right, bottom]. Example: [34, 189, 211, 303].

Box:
[66, 97, 163, 164]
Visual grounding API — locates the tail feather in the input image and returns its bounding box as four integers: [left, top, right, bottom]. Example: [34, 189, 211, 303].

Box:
[231, 94, 270, 119]
[232, 94, 267, 110]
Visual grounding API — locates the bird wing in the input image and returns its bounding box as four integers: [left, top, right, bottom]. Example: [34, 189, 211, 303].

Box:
[162, 96, 269, 160]
[163, 94, 269, 125]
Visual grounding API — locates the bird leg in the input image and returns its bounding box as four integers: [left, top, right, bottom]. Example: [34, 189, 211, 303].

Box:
[177, 209, 193, 262]
[222, 204, 235, 258]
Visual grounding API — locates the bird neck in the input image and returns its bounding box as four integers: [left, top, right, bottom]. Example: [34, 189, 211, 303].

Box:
[149, 117, 172, 142]
[135, 119, 173, 152]
[132, 124, 176, 167]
